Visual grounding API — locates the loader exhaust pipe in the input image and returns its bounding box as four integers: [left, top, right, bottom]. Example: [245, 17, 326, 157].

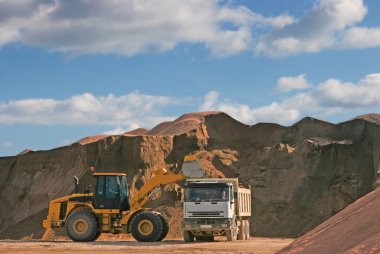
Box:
[73, 175, 79, 193]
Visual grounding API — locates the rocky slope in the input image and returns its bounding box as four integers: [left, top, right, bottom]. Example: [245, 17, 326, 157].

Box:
[0, 112, 379, 239]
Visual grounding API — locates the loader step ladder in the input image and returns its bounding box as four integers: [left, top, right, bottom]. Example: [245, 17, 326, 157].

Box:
[101, 214, 111, 232]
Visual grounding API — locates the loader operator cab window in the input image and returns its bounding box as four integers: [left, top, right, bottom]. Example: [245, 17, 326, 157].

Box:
[96, 176, 104, 196]
[94, 175, 130, 211]
[105, 177, 118, 198]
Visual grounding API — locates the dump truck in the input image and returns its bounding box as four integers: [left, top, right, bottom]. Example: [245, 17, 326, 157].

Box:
[182, 178, 251, 241]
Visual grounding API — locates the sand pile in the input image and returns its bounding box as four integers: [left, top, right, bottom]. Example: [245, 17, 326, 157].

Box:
[123, 128, 149, 136]
[0, 111, 380, 240]
[279, 188, 380, 254]
[74, 134, 110, 145]
[148, 111, 221, 136]
[354, 113, 380, 124]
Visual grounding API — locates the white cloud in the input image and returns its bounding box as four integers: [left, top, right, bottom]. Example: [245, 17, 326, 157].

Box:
[103, 127, 128, 135]
[282, 73, 380, 114]
[254, 0, 380, 57]
[200, 90, 220, 111]
[2, 0, 379, 57]
[1, 74, 380, 129]
[314, 73, 380, 108]
[0, 0, 294, 57]
[62, 139, 73, 146]
[200, 91, 300, 125]
[340, 27, 380, 49]
[0, 92, 180, 127]
[201, 73, 380, 125]
[274, 74, 311, 93]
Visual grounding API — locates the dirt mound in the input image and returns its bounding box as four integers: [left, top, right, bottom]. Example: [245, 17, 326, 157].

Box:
[17, 149, 33, 156]
[278, 188, 380, 254]
[148, 111, 221, 136]
[123, 128, 149, 136]
[354, 113, 380, 124]
[74, 134, 110, 145]
[0, 111, 380, 241]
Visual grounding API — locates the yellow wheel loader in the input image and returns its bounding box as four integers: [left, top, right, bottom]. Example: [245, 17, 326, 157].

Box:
[42, 152, 206, 242]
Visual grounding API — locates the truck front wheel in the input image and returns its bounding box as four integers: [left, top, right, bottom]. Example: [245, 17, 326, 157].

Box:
[183, 230, 194, 242]
[226, 228, 237, 241]
[131, 211, 164, 242]
[156, 213, 169, 241]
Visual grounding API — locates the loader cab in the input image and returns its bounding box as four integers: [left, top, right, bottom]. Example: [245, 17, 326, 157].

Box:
[93, 173, 130, 211]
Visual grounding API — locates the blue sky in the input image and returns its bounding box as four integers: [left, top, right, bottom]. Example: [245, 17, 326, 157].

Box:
[1, 0, 380, 156]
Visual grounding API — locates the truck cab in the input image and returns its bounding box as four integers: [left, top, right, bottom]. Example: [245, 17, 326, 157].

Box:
[182, 178, 251, 242]
[184, 181, 234, 219]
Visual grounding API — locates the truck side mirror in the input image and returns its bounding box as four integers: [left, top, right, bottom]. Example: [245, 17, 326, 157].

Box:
[176, 187, 182, 200]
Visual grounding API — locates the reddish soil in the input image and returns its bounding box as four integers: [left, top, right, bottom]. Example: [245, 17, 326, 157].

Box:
[74, 134, 110, 145]
[17, 149, 33, 156]
[147, 111, 221, 136]
[123, 128, 149, 136]
[278, 188, 380, 254]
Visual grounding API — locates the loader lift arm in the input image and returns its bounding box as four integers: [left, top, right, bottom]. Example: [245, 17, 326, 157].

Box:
[129, 168, 186, 210]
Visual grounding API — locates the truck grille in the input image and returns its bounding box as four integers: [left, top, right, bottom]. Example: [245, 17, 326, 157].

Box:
[188, 211, 224, 217]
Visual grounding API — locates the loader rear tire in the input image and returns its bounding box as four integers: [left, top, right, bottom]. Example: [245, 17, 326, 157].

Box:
[93, 229, 102, 241]
[66, 211, 99, 242]
[156, 213, 169, 241]
[131, 211, 164, 242]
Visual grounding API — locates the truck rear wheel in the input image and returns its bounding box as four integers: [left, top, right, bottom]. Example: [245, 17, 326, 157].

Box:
[238, 220, 245, 240]
[131, 211, 164, 242]
[66, 211, 99, 242]
[245, 220, 250, 240]
[156, 213, 169, 241]
[183, 230, 194, 242]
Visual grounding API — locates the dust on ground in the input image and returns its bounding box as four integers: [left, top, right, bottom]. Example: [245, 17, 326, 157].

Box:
[0, 237, 294, 254]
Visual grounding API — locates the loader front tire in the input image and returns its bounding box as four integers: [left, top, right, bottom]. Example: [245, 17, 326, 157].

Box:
[66, 211, 99, 242]
[156, 213, 169, 241]
[131, 211, 164, 242]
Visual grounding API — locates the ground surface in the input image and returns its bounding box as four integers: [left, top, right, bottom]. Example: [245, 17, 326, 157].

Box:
[0, 237, 294, 254]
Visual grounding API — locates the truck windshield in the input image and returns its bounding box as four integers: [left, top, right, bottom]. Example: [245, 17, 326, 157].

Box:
[184, 187, 229, 202]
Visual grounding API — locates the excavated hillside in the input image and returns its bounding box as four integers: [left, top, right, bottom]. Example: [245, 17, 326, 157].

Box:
[0, 111, 379, 240]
